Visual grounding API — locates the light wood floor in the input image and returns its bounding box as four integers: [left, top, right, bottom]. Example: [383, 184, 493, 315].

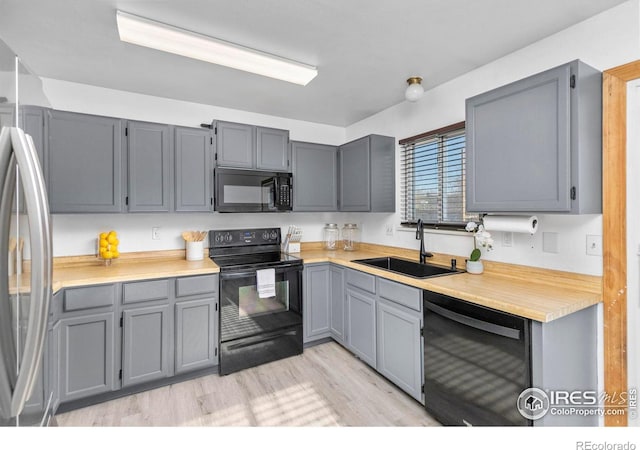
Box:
[55, 342, 439, 427]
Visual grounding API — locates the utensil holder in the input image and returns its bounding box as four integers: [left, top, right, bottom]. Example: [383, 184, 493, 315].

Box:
[186, 241, 204, 261]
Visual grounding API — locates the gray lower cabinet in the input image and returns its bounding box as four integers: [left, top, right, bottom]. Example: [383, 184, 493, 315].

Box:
[127, 121, 171, 212]
[345, 287, 377, 368]
[121, 304, 171, 387]
[292, 141, 338, 211]
[175, 298, 217, 373]
[303, 264, 331, 343]
[58, 312, 116, 402]
[339, 134, 395, 212]
[47, 110, 124, 213]
[329, 265, 345, 344]
[174, 126, 213, 212]
[465, 59, 602, 214]
[376, 298, 422, 402]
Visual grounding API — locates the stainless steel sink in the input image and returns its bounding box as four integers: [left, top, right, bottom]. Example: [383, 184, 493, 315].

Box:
[353, 256, 461, 279]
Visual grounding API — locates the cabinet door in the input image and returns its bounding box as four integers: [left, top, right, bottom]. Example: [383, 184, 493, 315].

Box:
[127, 121, 171, 212]
[175, 298, 217, 373]
[339, 137, 370, 211]
[292, 141, 338, 211]
[175, 126, 213, 212]
[376, 298, 423, 401]
[346, 288, 376, 367]
[329, 265, 345, 344]
[58, 312, 115, 402]
[215, 121, 254, 168]
[122, 305, 171, 387]
[47, 110, 123, 212]
[466, 64, 571, 212]
[256, 126, 289, 171]
[303, 265, 331, 343]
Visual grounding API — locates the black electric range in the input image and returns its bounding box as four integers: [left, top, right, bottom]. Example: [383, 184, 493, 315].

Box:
[209, 228, 303, 375]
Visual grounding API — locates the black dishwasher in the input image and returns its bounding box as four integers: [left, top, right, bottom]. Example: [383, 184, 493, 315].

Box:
[423, 291, 532, 426]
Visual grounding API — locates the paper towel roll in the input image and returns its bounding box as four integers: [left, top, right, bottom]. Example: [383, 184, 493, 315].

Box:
[482, 215, 539, 234]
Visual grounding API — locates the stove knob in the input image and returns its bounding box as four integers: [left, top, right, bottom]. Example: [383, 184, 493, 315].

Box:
[225, 234, 232, 242]
[262, 231, 269, 241]
[270, 231, 278, 240]
[215, 234, 222, 243]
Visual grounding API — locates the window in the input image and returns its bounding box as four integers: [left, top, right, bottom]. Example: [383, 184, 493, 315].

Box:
[400, 122, 478, 228]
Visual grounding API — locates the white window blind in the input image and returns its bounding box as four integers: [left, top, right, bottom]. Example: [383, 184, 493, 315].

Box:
[400, 123, 478, 227]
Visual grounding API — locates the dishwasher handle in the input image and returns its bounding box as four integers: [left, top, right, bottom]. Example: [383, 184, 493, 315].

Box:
[424, 300, 521, 340]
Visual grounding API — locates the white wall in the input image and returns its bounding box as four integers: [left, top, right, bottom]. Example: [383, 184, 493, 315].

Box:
[627, 80, 640, 428]
[346, 0, 640, 276]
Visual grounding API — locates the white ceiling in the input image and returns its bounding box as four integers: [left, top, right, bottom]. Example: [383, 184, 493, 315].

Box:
[0, 0, 628, 126]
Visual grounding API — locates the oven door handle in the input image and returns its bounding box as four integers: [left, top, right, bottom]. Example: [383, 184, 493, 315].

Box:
[424, 300, 521, 340]
[220, 264, 302, 280]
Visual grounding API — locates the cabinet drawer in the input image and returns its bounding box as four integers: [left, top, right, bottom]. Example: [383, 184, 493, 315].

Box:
[378, 278, 421, 312]
[64, 284, 115, 312]
[123, 279, 170, 304]
[346, 269, 376, 294]
[176, 274, 218, 298]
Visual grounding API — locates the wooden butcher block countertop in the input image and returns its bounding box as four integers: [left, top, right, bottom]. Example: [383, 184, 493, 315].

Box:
[297, 242, 602, 323]
[41, 243, 601, 323]
[50, 250, 219, 292]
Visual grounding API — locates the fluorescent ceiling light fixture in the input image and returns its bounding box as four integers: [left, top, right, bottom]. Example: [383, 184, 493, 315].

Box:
[116, 10, 318, 86]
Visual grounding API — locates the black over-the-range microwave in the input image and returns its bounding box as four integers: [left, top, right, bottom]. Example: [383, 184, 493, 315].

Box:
[214, 167, 293, 212]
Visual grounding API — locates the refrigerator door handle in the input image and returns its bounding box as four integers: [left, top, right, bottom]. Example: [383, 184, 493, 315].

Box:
[8, 128, 52, 417]
[0, 127, 17, 420]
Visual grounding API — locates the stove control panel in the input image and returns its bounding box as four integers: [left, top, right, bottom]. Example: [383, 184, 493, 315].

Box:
[210, 228, 281, 248]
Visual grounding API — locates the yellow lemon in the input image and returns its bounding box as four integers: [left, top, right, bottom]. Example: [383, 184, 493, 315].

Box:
[107, 235, 117, 245]
[99, 249, 107, 258]
[103, 251, 113, 259]
[112, 250, 120, 258]
[113, 238, 119, 246]
[99, 232, 108, 240]
[99, 238, 109, 247]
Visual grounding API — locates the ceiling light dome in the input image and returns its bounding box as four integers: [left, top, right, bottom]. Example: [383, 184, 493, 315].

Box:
[405, 76, 424, 102]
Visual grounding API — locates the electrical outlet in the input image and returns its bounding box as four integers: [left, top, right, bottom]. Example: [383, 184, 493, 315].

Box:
[502, 232, 513, 247]
[586, 235, 602, 256]
[152, 227, 160, 240]
[385, 225, 394, 236]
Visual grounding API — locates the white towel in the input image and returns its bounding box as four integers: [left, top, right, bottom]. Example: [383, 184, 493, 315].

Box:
[256, 268, 276, 299]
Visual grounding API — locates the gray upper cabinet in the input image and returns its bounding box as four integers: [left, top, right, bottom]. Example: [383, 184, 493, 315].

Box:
[256, 126, 290, 171]
[339, 135, 395, 212]
[215, 120, 290, 170]
[466, 60, 602, 214]
[215, 120, 254, 168]
[122, 304, 171, 387]
[292, 141, 338, 211]
[127, 121, 171, 212]
[174, 126, 213, 212]
[47, 110, 124, 213]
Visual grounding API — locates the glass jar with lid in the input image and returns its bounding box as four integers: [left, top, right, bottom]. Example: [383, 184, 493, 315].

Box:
[323, 223, 339, 250]
[341, 223, 360, 251]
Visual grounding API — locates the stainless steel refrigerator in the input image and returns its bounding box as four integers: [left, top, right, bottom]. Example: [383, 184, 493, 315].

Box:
[0, 37, 53, 426]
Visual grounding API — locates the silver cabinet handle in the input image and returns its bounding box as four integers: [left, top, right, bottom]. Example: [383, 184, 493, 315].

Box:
[8, 128, 52, 416]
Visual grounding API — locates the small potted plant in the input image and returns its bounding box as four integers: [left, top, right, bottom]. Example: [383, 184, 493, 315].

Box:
[465, 221, 494, 274]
